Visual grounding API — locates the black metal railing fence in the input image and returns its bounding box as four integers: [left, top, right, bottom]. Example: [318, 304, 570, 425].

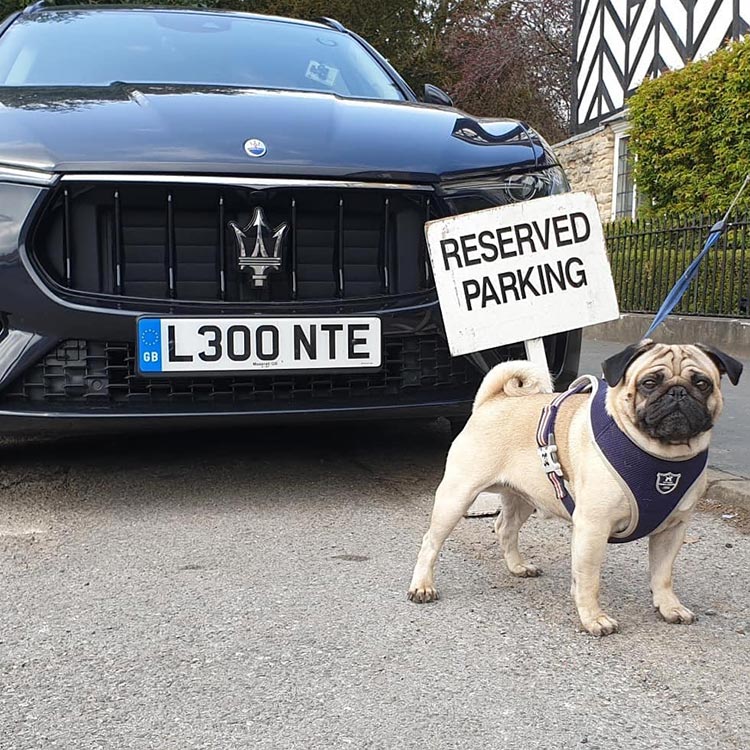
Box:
[604, 212, 750, 318]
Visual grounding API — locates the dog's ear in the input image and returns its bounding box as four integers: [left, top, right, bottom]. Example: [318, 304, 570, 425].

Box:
[601, 339, 656, 387]
[696, 343, 743, 385]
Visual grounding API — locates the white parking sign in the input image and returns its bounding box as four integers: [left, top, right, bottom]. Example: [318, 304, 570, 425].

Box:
[425, 192, 620, 356]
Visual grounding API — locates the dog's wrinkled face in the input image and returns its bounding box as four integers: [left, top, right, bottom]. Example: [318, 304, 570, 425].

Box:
[603, 341, 743, 452]
[628, 345, 719, 442]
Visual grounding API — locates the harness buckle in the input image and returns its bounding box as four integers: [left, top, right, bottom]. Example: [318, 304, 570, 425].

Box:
[538, 441, 563, 477]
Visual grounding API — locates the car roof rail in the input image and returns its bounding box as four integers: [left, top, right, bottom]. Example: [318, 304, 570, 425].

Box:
[317, 17, 347, 33]
[23, 0, 48, 14]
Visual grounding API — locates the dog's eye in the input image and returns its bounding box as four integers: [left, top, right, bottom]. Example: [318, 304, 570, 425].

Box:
[640, 378, 658, 390]
[694, 378, 712, 391]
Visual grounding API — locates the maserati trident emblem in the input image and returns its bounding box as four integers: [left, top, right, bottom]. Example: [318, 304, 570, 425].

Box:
[655, 472, 682, 495]
[229, 207, 288, 288]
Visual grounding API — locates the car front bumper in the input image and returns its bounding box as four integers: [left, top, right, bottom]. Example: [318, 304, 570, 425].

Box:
[0, 176, 580, 434]
[0, 291, 581, 435]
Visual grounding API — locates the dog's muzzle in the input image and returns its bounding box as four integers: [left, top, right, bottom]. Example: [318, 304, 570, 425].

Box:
[640, 386, 713, 442]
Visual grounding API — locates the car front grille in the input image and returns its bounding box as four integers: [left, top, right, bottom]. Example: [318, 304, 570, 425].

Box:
[0, 335, 503, 409]
[30, 180, 437, 304]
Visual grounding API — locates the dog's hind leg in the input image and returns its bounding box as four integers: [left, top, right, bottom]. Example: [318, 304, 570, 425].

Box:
[494, 491, 540, 577]
[407, 472, 488, 603]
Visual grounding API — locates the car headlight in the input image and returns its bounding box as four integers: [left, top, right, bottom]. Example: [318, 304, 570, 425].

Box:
[0, 166, 53, 254]
[439, 166, 569, 215]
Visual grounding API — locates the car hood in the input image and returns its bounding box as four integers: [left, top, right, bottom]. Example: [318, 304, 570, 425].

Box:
[0, 85, 556, 183]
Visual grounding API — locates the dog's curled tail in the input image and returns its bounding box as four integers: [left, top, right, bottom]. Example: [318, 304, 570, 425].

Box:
[472, 361, 553, 412]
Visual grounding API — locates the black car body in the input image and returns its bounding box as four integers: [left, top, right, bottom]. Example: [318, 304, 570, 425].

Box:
[0, 5, 580, 434]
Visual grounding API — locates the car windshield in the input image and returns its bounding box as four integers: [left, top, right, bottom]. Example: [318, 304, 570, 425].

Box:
[0, 10, 404, 100]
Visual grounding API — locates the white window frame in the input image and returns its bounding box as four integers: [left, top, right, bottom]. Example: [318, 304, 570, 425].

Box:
[611, 121, 638, 220]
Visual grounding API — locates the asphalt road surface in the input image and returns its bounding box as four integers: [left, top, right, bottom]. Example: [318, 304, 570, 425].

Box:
[1, 342, 748, 749]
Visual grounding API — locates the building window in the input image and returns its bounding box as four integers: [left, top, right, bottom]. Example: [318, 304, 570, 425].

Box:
[614, 135, 636, 219]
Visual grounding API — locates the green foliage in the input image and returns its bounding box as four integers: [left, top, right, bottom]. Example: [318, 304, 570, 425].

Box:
[629, 37, 750, 217]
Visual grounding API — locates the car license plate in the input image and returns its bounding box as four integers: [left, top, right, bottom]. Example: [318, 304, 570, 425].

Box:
[137, 317, 381, 374]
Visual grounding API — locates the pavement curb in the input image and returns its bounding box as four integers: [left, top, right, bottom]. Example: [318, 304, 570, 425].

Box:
[465, 491, 502, 517]
[585, 313, 750, 357]
[706, 468, 750, 510]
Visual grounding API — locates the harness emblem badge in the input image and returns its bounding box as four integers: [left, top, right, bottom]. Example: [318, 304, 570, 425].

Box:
[655, 472, 682, 495]
[229, 207, 288, 288]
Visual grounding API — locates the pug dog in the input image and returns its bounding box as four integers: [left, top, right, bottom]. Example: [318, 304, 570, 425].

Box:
[407, 340, 742, 635]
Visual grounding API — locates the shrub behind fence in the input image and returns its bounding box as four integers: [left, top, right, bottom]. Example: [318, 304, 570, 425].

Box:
[604, 212, 750, 318]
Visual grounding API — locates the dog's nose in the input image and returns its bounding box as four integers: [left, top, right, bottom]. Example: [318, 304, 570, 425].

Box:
[668, 386, 688, 402]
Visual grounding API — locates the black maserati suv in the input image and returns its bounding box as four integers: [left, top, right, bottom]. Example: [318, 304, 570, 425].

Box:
[0, 4, 580, 433]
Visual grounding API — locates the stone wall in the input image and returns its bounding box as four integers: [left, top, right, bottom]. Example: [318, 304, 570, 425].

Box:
[553, 126, 615, 220]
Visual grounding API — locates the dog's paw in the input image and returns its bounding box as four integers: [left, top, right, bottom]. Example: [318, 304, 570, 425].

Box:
[508, 562, 542, 578]
[657, 603, 696, 624]
[581, 613, 619, 637]
[407, 585, 439, 603]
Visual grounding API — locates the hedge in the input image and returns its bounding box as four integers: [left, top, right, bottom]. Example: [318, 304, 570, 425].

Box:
[628, 37, 750, 217]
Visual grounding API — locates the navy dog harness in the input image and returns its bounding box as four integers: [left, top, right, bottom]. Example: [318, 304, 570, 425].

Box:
[536, 376, 708, 543]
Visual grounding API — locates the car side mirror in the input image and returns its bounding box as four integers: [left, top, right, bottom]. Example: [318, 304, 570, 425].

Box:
[423, 84, 453, 107]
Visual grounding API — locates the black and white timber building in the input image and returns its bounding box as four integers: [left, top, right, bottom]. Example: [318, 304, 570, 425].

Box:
[556, 0, 749, 219]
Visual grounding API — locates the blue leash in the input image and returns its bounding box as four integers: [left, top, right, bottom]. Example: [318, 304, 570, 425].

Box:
[644, 173, 750, 338]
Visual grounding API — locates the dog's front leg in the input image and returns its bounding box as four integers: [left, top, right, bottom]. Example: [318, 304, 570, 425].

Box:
[571, 517, 619, 636]
[649, 520, 696, 624]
